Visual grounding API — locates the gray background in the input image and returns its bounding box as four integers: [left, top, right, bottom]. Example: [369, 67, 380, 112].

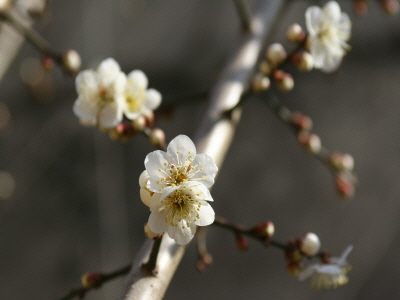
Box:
[1, 1, 400, 299]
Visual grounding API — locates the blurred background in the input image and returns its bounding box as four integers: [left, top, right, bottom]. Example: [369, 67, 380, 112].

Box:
[0, 0, 400, 299]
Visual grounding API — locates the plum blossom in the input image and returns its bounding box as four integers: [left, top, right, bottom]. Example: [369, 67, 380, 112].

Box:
[305, 1, 351, 73]
[73, 58, 127, 128]
[123, 70, 162, 120]
[144, 135, 218, 194]
[298, 245, 353, 290]
[148, 181, 215, 245]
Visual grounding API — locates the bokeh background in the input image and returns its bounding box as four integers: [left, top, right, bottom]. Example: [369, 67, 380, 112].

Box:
[1, 1, 400, 299]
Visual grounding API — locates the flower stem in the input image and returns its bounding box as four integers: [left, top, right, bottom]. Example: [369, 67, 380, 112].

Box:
[142, 236, 163, 275]
[232, 0, 252, 32]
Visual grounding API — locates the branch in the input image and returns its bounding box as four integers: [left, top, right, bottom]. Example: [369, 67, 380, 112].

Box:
[118, 1, 288, 299]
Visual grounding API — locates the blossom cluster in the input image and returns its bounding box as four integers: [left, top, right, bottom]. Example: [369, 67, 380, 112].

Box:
[73, 58, 161, 129]
[139, 135, 218, 245]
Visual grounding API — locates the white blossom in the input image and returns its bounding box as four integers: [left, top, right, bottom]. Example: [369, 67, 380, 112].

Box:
[147, 181, 215, 245]
[305, 1, 351, 73]
[301, 232, 321, 256]
[144, 135, 218, 194]
[123, 70, 162, 120]
[73, 58, 127, 128]
[298, 245, 353, 290]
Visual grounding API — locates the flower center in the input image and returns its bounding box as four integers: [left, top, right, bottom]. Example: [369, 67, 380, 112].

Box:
[98, 86, 115, 108]
[160, 188, 201, 228]
[126, 87, 145, 112]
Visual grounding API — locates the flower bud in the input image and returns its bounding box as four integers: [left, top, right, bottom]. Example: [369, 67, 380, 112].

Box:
[354, 0, 369, 15]
[298, 132, 321, 154]
[116, 121, 136, 141]
[132, 115, 146, 132]
[291, 112, 313, 131]
[300, 232, 321, 256]
[253, 221, 275, 238]
[42, 57, 55, 71]
[266, 43, 287, 65]
[292, 51, 314, 72]
[286, 23, 305, 43]
[196, 252, 213, 272]
[235, 234, 249, 251]
[336, 172, 355, 198]
[286, 261, 301, 276]
[81, 272, 103, 288]
[149, 128, 165, 148]
[144, 223, 162, 239]
[258, 60, 272, 75]
[252, 72, 270, 92]
[61, 49, 81, 74]
[381, 0, 399, 15]
[329, 152, 354, 171]
[142, 110, 155, 128]
[273, 70, 294, 92]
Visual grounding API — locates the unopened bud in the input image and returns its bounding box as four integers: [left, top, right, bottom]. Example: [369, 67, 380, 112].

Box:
[235, 234, 249, 251]
[266, 43, 287, 65]
[252, 72, 270, 92]
[116, 121, 136, 141]
[144, 223, 162, 239]
[196, 252, 213, 272]
[292, 51, 314, 72]
[142, 110, 155, 127]
[149, 128, 165, 148]
[132, 115, 146, 132]
[81, 272, 103, 288]
[381, 0, 399, 15]
[354, 0, 369, 15]
[300, 232, 321, 256]
[291, 112, 313, 131]
[298, 132, 321, 154]
[42, 57, 55, 71]
[330, 152, 354, 171]
[258, 60, 272, 75]
[286, 261, 301, 276]
[62, 49, 81, 74]
[286, 23, 305, 43]
[253, 221, 275, 238]
[336, 172, 355, 198]
[274, 70, 294, 92]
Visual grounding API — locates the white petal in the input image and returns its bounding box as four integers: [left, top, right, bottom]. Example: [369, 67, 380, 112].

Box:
[140, 188, 151, 207]
[196, 183, 214, 202]
[75, 70, 97, 96]
[128, 69, 148, 90]
[160, 185, 180, 202]
[190, 154, 218, 188]
[298, 264, 318, 281]
[148, 210, 168, 234]
[98, 102, 122, 128]
[195, 202, 215, 226]
[321, 51, 342, 73]
[139, 170, 149, 188]
[145, 150, 170, 192]
[73, 97, 98, 125]
[305, 6, 322, 36]
[337, 245, 353, 265]
[167, 220, 196, 245]
[167, 135, 197, 166]
[149, 192, 162, 211]
[323, 1, 341, 22]
[338, 13, 351, 41]
[315, 264, 343, 275]
[97, 58, 122, 86]
[145, 89, 162, 111]
[113, 72, 127, 96]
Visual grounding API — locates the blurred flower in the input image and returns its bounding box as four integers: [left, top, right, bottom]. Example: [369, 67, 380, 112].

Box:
[123, 70, 162, 120]
[305, 1, 351, 73]
[144, 135, 218, 194]
[147, 181, 215, 245]
[298, 245, 353, 290]
[73, 58, 127, 128]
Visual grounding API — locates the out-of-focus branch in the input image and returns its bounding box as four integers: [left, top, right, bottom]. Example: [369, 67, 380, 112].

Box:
[233, 0, 252, 32]
[118, 1, 288, 300]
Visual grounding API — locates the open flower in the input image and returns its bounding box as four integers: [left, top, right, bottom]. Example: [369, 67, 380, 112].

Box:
[144, 135, 218, 194]
[147, 181, 215, 245]
[73, 58, 127, 128]
[305, 1, 351, 73]
[123, 70, 162, 120]
[298, 245, 353, 290]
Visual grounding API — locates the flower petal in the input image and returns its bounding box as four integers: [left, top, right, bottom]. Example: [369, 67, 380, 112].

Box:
[167, 135, 197, 166]
[145, 150, 170, 192]
[73, 96, 98, 125]
[145, 89, 162, 111]
[97, 58, 122, 86]
[148, 211, 168, 234]
[167, 220, 196, 245]
[195, 202, 215, 226]
[128, 70, 148, 89]
[196, 183, 213, 201]
[323, 1, 341, 22]
[305, 6, 322, 36]
[76, 70, 97, 96]
[190, 154, 218, 188]
[98, 102, 122, 128]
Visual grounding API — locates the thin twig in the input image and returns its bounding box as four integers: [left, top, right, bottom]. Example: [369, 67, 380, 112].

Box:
[57, 264, 132, 300]
[233, 0, 252, 32]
